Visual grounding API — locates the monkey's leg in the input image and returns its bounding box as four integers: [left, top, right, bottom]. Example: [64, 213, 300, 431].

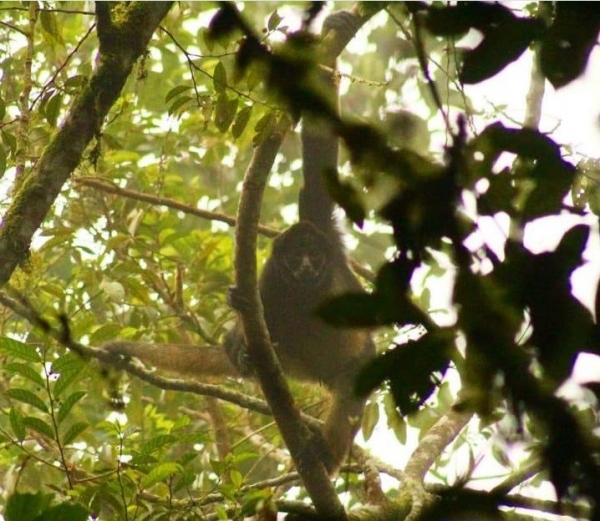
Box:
[321, 382, 367, 475]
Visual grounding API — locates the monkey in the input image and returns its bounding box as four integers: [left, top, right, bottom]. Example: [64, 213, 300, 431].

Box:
[224, 205, 375, 476]
[98, 9, 374, 477]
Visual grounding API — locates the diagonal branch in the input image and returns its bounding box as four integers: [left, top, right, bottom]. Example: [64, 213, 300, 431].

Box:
[0, 2, 173, 289]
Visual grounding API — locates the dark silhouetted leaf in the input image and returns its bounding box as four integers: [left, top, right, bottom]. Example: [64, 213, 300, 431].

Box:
[317, 292, 381, 327]
[460, 17, 543, 84]
[322, 168, 365, 227]
[356, 330, 452, 416]
[525, 225, 594, 381]
[34, 502, 89, 521]
[540, 4, 600, 88]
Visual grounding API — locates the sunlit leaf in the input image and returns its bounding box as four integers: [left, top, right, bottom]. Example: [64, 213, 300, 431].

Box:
[5, 362, 45, 388]
[22, 416, 55, 440]
[57, 391, 86, 424]
[5, 388, 48, 413]
[9, 408, 25, 442]
[140, 462, 182, 489]
[62, 422, 89, 445]
[165, 85, 192, 104]
[0, 338, 41, 363]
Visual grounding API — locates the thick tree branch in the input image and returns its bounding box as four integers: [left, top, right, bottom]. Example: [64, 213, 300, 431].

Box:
[232, 120, 349, 517]
[0, 2, 173, 289]
[404, 407, 473, 482]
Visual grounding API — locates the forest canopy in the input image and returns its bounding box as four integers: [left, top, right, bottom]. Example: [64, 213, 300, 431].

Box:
[0, 2, 600, 520]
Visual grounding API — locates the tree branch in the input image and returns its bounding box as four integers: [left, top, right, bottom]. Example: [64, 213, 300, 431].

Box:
[232, 118, 349, 516]
[74, 176, 279, 237]
[0, 2, 173, 289]
[404, 407, 473, 482]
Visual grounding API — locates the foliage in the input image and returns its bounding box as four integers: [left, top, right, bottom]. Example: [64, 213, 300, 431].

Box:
[0, 2, 599, 520]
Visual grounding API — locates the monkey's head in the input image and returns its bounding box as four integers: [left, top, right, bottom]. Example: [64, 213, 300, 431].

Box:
[271, 222, 333, 286]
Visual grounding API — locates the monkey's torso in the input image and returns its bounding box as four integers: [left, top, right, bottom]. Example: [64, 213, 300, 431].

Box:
[225, 222, 375, 392]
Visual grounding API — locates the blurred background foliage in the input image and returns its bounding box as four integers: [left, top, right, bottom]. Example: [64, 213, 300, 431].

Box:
[0, 2, 599, 520]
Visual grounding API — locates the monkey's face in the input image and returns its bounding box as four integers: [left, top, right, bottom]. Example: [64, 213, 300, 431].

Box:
[272, 222, 332, 284]
[281, 242, 328, 281]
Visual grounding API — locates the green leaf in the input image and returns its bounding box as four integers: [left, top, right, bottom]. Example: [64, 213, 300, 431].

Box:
[253, 111, 276, 146]
[214, 93, 239, 133]
[139, 434, 177, 455]
[5, 362, 45, 388]
[9, 408, 25, 441]
[0, 337, 41, 363]
[57, 391, 86, 424]
[44, 93, 63, 127]
[267, 9, 283, 32]
[40, 10, 62, 43]
[89, 323, 125, 345]
[0, 145, 6, 176]
[232, 105, 252, 139]
[229, 469, 244, 488]
[62, 422, 89, 445]
[171, 414, 191, 431]
[1, 129, 16, 154]
[167, 95, 194, 117]
[383, 392, 406, 444]
[361, 400, 379, 441]
[165, 85, 192, 104]
[5, 388, 48, 413]
[213, 61, 228, 93]
[63, 75, 87, 91]
[5, 492, 53, 521]
[22, 416, 55, 440]
[51, 354, 85, 398]
[140, 462, 182, 489]
[33, 502, 89, 521]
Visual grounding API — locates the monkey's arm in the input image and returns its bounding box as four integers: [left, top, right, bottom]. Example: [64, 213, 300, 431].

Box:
[99, 341, 239, 378]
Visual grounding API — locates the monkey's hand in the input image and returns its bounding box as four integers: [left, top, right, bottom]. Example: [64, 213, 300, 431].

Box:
[226, 285, 253, 314]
